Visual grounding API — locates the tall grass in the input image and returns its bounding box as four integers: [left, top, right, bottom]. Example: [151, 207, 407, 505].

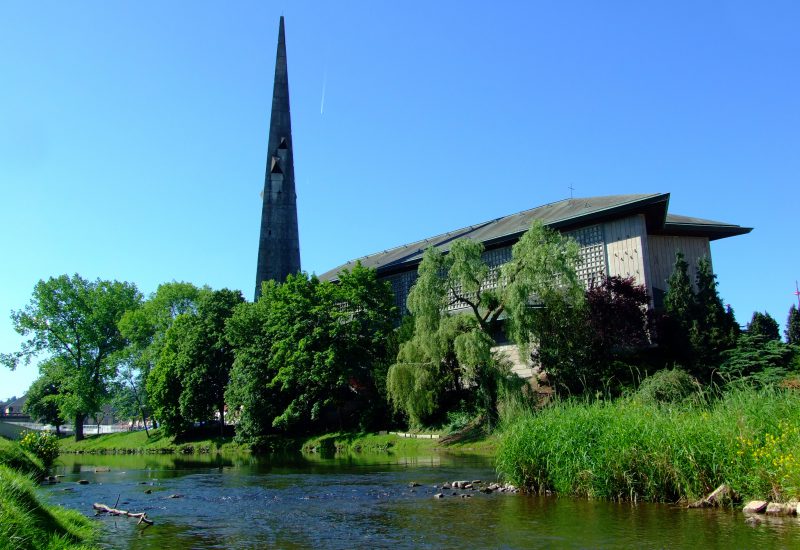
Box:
[1, 439, 97, 549]
[496, 386, 800, 503]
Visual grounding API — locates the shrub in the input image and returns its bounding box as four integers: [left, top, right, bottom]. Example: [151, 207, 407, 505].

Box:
[496, 386, 800, 503]
[635, 368, 701, 404]
[18, 431, 60, 468]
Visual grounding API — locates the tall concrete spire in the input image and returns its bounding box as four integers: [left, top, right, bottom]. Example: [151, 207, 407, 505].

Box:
[255, 16, 300, 300]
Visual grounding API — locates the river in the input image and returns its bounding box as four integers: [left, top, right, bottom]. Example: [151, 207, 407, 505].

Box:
[44, 452, 800, 549]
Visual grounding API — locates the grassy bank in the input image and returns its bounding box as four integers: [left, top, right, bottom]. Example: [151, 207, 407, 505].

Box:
[58, 429, 241, 455]
[59, 427, 497, 457]
[301, 432, 438, 455]
[0, 438, 97, 549]
[0, 437, 46, 481]
[496, 386, 800, 503]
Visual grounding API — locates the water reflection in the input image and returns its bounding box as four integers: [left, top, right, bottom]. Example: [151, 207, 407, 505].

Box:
[46, 452, 800, 549]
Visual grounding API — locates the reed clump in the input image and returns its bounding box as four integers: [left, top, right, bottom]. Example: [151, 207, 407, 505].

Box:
[496, 386, 800, 503]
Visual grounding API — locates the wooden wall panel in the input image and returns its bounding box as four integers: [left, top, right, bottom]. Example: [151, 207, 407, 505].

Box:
[647, 235, 712, 294]
[603, 215, 650, 289]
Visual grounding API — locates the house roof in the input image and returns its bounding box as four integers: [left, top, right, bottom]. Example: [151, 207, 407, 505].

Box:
[2, 394, 27, 414]
[318, 193, 751, 282]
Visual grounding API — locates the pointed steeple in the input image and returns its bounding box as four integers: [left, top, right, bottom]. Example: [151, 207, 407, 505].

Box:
[254, 16, 301, 300]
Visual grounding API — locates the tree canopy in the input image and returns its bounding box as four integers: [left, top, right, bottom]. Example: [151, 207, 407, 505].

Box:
[2, 274, 141, 440]
[117, 281, 203, 432]
[226, 264, 396, 444]
[147, 288, 244, 436]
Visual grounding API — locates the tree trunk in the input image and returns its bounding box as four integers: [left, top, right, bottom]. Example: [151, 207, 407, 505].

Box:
[219, 403, 224, 437]
[75, 413, 85, 441]
[56, 424, 61, 436]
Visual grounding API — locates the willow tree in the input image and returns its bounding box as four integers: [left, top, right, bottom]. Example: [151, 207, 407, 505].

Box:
[387, 221, 583, 426]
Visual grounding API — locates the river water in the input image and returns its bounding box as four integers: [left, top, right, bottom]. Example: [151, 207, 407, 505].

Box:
[44, 452, 800, 549]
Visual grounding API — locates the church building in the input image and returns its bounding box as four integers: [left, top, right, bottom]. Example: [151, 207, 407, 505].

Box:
[254, 19, 752, 337]
[318, 193, 751, 318]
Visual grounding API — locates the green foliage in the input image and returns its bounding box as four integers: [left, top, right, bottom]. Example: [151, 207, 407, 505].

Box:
[690, 258, 738, 370]
[388, 221, 583, 424]
[18, 431, 59, 469]
[656, 254, 741, 381]
[226, 265, 396, 443]
[117, 282, 203, 432]
[0, 464, 97, 550]
[496, 386, 800, 503]
[719, 333, 795, 386]
[502, 221, 584, 361]
[23, 366, 65, 433]
[787, 305, 800, 345]
[663, 252, 695, 326]
[748, 311, 780, 341]
[2, 274, 142, 441]
[148, 288, 244, 436]
[635, 368, 701, 405]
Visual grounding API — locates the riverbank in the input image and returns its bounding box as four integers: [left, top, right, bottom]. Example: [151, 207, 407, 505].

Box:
[58, 428, 498, 457]
[0, 438, 97, 549]
[58, 429, 242, 455]
[496, 386, 800, 504]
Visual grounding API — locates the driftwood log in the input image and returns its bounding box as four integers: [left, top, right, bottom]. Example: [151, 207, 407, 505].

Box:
[92, 503, 154, 525]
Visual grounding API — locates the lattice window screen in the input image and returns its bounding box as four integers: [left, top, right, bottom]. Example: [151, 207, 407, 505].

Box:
[566, 224, 607, 287]
[385, 226, 607, 314]
[386, 271, 418, 313]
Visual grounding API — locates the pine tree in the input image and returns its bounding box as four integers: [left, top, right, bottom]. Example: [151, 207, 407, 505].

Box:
[658, 252, 697, 370]
[748, 311, 780, 341]
[690, 257, 736, 368]
[663, 252, 695, 328]
[786, 305, 800, 344]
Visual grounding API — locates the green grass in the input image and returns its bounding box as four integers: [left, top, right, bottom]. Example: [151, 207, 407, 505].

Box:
[496, 386, 800, 503]
[0, 439, 97, 549]
[0, 437, 46, 481]
[58, 429, 241, 455]
[0, 465, 97, 550]
[301, 432, 436, 455]
[301, 430, 497, 456]
[59, 426, 498, 458]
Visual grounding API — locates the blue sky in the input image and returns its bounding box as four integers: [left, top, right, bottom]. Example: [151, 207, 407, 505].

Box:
[1, 1, 798, 398]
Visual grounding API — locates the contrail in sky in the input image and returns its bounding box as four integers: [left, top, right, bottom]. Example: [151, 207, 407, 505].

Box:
[320, 67, 327, 115]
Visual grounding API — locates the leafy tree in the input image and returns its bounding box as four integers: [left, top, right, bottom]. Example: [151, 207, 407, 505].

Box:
[148, 288, 244, 436]
[2, 274, 141, 440]
[573, 276, 650, 393]
[748, 311, 780, 341]
[117, 282, 202, 433]
[785, 305, 800, 344]
[227, 266, 396, 442]
[585, 276, 650, 355]
[387, 221, 583, 424]
[23, 361, 66, 435]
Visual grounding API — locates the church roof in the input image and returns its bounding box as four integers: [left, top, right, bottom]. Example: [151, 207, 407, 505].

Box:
[318, 192, 751, 282]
